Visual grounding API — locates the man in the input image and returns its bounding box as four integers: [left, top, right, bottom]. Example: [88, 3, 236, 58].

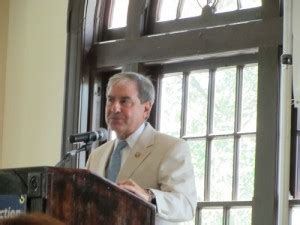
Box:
[86, 72, 197, 225]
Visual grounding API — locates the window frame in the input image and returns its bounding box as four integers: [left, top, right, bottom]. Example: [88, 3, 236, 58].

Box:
[63, 1, 283, 225]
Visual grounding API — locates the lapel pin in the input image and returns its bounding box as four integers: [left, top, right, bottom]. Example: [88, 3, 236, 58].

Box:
[135, 152, 141, 158]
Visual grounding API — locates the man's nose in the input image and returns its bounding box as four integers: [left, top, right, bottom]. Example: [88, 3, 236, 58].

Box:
[111, 101, 121, 112]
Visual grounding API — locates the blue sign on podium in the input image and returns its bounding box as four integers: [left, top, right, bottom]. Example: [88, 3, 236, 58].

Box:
[0, 195, 27, 219]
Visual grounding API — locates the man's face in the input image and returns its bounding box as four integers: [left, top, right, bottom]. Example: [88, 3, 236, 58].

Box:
[105, 80, 152, 139]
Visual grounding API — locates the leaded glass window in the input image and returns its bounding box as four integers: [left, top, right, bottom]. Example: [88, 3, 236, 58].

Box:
[157, 0, 262, 22]
[158, 63, 258, 224]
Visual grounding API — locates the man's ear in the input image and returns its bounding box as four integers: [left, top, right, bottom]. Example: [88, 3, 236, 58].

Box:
[144, 101, 153, 119]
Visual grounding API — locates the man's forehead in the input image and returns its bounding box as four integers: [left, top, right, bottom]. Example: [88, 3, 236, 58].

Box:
[107, 81, 138, 95]
[106, 94, 131, 99]
[113, 79, 137, 87]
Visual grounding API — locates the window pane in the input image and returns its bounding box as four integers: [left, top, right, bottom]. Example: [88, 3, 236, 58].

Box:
[213, 67, 236, 134]
[181, 0, 202, 19]
[156, 0, 261, 22]
[291, 207, 300, 225]
[216, 0, 238, 13]
[186, 70, 209, 136]
[229, 208, 252, 225]
[157, 0, 180, 22]
[160, 73, 182, 137]
[210, 138, 234, 201]
[188, 140, 206, 201]
[238, 136, 256, 200]
[108, 0, 129, 29]
[241, 64, 258, 132]
[240, 0, 262, 9]
[201, 208, 223, 225]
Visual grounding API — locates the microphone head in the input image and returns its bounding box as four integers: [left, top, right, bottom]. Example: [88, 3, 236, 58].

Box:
[68, 128, 108, 144]
[97, 128, 108, 142]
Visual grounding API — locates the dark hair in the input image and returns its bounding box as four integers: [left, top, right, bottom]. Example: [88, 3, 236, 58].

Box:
[107, 72, 155, 104]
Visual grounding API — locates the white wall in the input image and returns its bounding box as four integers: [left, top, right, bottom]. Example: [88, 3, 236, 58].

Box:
[1, 0, 68, 168]
[0, 0, 9, 168]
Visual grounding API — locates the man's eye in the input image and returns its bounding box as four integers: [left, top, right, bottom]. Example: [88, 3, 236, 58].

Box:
[121, 99, 131, 105]
[107, 98, 114, 104]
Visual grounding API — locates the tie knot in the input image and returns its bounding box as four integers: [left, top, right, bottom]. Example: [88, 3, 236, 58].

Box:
[116, 140, 127, 151]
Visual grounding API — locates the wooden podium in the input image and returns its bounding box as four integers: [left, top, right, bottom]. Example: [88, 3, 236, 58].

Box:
[0, 167, 155, 225]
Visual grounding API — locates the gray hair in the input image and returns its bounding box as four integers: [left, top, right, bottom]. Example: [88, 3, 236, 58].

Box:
[106, 72, 155, 104]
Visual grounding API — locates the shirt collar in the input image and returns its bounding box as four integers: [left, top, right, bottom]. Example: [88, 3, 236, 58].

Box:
[116, 122, 146, 149]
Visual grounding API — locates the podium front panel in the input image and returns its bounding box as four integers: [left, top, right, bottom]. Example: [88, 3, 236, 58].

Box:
[0, 167, 155, 225]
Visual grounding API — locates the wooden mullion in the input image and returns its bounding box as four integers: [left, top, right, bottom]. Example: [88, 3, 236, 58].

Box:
[126, 0, 148, 39]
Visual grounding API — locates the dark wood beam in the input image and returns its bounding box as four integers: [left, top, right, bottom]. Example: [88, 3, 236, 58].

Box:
[90, 17, 282, 69]
[145, 53, 258, 74]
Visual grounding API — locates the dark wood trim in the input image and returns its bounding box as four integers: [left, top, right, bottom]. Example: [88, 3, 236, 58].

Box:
[95, 0, 108, 42]
[198, 201, 252, 208]
[90, 17, 282, 68]
[102, 27, 125, 40]
[126, 0, 147, 39]
[252, 46, 280, 225]
[291, 108, 300, 199]
[146, 0, 158, 34]
[145, 53, 258, 74]
[290, 107, 298, 198]
[62, 0, 88, 157]
[262, 0, 281, 18]
[296, 132, 300, 198]
[289, 199, 300, 206]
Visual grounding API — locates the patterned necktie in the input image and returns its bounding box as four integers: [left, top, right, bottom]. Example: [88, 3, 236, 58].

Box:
[106, 140, 127, 182]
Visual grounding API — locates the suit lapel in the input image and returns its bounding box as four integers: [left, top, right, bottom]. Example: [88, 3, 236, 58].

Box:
[117, 124, 156, 181]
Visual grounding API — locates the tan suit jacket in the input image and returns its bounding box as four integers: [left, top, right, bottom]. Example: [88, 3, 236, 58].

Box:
[86, 123, 197, 225]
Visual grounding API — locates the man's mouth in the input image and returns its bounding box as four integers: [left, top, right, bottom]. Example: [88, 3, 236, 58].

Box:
[110, 117, 122, 120]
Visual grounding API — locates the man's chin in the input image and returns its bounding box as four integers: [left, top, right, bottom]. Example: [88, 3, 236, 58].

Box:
[109, 125, 124, 133]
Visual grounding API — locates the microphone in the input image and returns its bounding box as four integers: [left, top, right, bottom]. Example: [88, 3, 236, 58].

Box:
[55, 128, 108, 167]
[69, 128, 108, 144]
